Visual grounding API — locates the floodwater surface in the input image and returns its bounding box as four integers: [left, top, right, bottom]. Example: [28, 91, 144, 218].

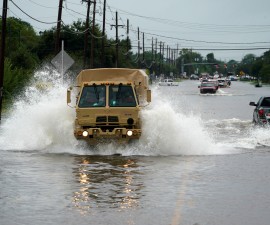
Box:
[1, 71, 270, 225]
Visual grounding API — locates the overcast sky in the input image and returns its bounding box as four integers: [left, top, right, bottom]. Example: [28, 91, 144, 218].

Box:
[5, 0, 270, 61]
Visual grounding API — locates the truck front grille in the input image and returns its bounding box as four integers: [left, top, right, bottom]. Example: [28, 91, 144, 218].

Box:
[96, 116, 119, 124]
[108, 116, 119, 122]
[96, 116, 107, 123]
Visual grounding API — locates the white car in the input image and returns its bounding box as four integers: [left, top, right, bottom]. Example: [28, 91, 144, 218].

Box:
[158, 79, 179, 86]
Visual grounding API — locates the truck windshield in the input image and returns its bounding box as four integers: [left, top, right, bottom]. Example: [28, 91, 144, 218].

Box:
[109, 85, 137, 107]
[78, 85, 106, 108]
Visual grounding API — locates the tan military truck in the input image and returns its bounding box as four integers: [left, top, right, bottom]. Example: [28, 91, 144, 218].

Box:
[67, 68, 151, 144]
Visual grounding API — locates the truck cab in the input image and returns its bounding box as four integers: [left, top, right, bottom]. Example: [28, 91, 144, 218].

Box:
[67, 68, 151, 144]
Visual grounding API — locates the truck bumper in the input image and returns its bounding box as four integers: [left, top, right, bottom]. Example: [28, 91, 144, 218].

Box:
[74, 127, 141, 141]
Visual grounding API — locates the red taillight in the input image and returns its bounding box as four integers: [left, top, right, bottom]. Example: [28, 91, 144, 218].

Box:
[258, 108, 264, 116]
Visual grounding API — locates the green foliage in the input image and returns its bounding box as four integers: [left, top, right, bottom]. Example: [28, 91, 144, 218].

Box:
[4, 17, 39, 69]
[206, 53, 215, 63]
[9, 45, 39, 70]
[0, 17, 39, 105]
[259, 64, 270, 83]
[3, 59, 31, 100]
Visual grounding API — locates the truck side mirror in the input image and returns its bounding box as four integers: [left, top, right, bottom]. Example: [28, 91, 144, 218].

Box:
[147, 90, 151, 103]
[67, 89, 71, 104]
[249, 102, 256, 106]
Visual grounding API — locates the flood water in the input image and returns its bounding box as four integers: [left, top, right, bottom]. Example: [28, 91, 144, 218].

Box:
[1, 72, 270, 225]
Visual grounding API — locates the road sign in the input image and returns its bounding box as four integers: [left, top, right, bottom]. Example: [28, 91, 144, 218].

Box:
[51, 41, 74, 81]
[51, 50, 74, 75]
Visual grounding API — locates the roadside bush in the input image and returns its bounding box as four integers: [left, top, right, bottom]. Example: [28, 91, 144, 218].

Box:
[3, 58, 32, 102]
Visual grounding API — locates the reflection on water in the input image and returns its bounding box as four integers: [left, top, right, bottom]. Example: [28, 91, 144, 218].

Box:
[72, 156, 144, 214]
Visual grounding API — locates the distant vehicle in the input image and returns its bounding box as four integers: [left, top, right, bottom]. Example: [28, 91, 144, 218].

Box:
[190, 74, 199, 80]
[249, 96, 270, 125]
[200, 73, 209, 80]
[207, 79, 219, 89]
[217, 79, 229, 88]
[158, 79, 179, 86]
[198, 82, 218, 94]
[200, 78, 208, 83]
[228, 75, 239, 81]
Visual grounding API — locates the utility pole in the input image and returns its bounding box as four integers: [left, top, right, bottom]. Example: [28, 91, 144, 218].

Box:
[137, 27, 140, 68]
[154, 38, 157, 74]
[83, 0, 91, 68]
[55, 0, 63, 54]
[115, 11, 119, 68]
[176, 44, 179, 67]
[101, 0, 106, 67]
[169, 47, 171, 66]
[0, 0, 8, 121]
[162, 42, 165, 74]
[142, 32, 145, 64]
[155, 38, 157, 62]
[166, 45, 169, 64]
[126, 19, 129, 60]
[151, 37, 154, 63]
[90, 0, 96, 68]
[151, 37, 154, 74]
[159, 41, 162, 74]
[111, 11, 124, 68]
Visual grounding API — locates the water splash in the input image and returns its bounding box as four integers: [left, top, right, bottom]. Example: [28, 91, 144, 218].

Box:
[0, 66, 78, 152]
[0, 68, 265, 155]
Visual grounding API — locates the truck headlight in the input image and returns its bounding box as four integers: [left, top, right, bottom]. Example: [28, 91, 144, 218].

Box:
[127, 130, 133, 136]
[82, 131, 89, 137]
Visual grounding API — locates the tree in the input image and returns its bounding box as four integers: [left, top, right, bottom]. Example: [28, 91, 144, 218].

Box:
[206, 53, 215, 63]
[178, 49, 203, 75]
[1, 17, 40, 70]
[0, 17, 40, 106]
[257, 50, 270, 82]
[259, 64, 270, 83]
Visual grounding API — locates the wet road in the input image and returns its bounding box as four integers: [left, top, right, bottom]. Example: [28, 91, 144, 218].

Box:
[1, 79, 270, 225]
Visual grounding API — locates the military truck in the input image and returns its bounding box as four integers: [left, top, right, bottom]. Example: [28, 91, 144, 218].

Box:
[67, 68, 151, 144]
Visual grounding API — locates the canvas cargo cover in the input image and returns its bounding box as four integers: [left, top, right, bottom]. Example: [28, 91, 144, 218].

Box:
[76, 68, 149, 87]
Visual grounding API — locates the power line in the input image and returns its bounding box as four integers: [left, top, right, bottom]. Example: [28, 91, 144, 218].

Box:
[109, 6, 270, 30]
[132, 29, 270, 45]
[7, 0, 270, 61]
[10, 0, 58, 24]
[25, 0, 55, 9]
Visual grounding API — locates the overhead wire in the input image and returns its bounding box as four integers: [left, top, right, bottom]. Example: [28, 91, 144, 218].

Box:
[25, 0, 55, 9]
[109, 6, 270, 32]
[10, 0, 58, 24]
[8, 0, 270, 58]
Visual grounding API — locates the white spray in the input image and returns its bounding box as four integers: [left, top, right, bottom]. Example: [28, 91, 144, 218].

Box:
[0, 68, 266, 155]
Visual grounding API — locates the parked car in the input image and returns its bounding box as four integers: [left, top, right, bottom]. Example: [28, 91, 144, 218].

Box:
[190, 74, 199, 80]
[158, 79, 179, 86]
[228, 75, 239, 81]
[249, 96, 270, 125]
[198, 82, 217, 94]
